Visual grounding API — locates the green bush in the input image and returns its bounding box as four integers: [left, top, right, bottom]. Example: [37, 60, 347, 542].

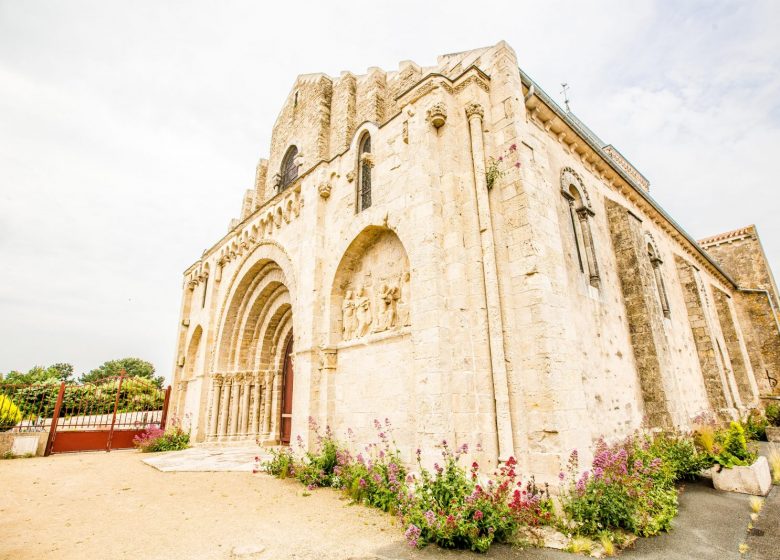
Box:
[713, 422, 756, 468]
[742, 410, 768, 441]
[765, 403, 780, 427]
[637, 431, 712, 482]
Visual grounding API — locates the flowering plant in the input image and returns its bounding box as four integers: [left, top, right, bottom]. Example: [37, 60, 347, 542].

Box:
[485, 143, 520, 190]
[337, 419, 407, 513]
[133, 420, 189, 453]
[399, 442, 552, 552]
[559, 438, 678, 537]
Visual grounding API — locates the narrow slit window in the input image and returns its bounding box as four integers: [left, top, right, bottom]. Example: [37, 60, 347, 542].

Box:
[279, 146, 299, 192]
[358, 134, 372, 211]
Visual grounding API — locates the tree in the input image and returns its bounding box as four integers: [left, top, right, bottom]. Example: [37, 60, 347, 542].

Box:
[2, 363, 75, 385]
[80, 358, 163, 388]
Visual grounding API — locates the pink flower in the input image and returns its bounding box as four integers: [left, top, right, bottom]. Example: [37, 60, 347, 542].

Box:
[474, 510, 484, 521]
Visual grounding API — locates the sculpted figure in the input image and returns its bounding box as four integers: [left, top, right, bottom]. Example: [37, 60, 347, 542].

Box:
[341, 290, 356, 340]
[397, 271, 411, 327]
[354, 287, 373, 338]
[377, 281, 400, 331]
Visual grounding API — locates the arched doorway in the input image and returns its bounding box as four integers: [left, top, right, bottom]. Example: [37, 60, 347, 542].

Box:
[206, 256, 294, 444]
[279, 335, 294, 445]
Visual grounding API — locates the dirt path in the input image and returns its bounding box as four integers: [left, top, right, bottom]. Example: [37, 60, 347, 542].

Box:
[0, 451, 767, 560]
[1, 450, 417, 560]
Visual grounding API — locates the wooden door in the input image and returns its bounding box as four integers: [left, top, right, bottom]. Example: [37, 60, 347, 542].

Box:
[280, 337, 294, 445]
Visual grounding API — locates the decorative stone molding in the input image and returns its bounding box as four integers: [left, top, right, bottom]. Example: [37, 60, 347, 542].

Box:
[317, 346, 338, 371]
[560, 167, 593, 210]
[346, 170, 355, 183]
[426, 102, 447, 128]
[318, 182, 332, 199]
[465, 102, 484, 120]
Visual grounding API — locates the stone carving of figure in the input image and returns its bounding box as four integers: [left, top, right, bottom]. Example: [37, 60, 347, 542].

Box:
[341, 290, 356, 340]
[354, 287, 373, 338]
[377, 281, 401, 331]
[397, 271, 411, 327]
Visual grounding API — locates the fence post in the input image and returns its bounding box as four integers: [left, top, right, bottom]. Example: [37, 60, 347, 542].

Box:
[106, 369, 126, 452]
[44, 382, 66, 457]
[160, 386, 172, 430]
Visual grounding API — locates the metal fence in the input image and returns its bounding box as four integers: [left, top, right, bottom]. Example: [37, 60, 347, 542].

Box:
[0, 373, 171, 454]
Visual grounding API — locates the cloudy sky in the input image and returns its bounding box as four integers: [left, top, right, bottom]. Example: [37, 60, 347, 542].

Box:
[1, 1, 778, 380]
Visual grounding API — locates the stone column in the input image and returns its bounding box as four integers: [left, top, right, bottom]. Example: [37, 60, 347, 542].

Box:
[240, 373, 251, 438]
[229, 374, 242, 439]
[218, 376, 231, 439]
[465, 102, 514, 461]
[207, 375, 223, 441]
[262, 370, 274, 440]
[651, 257, 671, 317]
[577, 208, 600, 287]
[250, 371, 262, 437]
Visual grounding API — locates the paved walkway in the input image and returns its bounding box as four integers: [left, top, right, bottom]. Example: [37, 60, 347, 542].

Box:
[141, 445, 270, 472]
[744, 442, 780, 560]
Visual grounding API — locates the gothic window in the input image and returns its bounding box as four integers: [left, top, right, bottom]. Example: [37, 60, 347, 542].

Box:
[561, 168, 600, 287]
[647, 242, 671, 317]
[279, 146, 299, 192]
[358, 133, 372, 211]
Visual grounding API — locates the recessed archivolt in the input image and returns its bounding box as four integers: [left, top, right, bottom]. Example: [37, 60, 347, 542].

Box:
[561, 166, 592, 210]
[259, 306, 293, 373]
[214, 242, 297, 373]
[183, 325, 203, 381]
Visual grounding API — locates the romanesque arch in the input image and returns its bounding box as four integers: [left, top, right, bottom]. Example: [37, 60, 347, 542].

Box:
[205, 246, 296, 444]
[176, 325, 203, 415]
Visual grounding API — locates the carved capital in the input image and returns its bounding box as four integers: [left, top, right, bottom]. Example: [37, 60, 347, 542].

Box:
[426, 102, 447, 128]
[360, 152, 375, 168]
[213, 374, 224, 387]
[318, 182, 332, 199]
[465, 102, 484, 120]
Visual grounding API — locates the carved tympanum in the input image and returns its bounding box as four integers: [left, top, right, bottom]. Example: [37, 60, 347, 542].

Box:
[334, 229, 411, 342]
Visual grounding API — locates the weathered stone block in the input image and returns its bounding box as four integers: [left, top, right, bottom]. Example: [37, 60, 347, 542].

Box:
[712, 456, 772, 496]
[766, 426, 780, 443]
[10, 435, 39, 456]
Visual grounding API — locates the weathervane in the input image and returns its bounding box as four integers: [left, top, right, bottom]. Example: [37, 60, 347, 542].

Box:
[560, 82, 571, 112]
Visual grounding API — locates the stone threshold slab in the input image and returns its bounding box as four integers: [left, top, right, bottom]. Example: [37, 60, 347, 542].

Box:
[141, 445, 270, 472]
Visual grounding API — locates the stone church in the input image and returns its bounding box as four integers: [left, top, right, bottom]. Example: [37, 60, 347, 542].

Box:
[171, 42, 780, 479]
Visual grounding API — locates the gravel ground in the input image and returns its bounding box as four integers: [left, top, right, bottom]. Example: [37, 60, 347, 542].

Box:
[0, 450, 774, 560]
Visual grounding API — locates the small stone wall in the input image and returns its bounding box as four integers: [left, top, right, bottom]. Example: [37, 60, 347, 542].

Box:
[0, 431, 48, 457]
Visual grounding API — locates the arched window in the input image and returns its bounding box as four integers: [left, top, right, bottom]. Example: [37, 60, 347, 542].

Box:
[279, 146, 299, 192]
[358, 134, 372, 211]
[560, 168, 599, 287]
[647, 241, 671, 317]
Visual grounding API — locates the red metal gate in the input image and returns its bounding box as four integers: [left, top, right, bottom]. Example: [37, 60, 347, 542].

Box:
[44, 372, 171, 455]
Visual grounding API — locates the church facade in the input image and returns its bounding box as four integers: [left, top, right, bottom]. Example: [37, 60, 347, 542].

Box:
[171, 42, 780, 479]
